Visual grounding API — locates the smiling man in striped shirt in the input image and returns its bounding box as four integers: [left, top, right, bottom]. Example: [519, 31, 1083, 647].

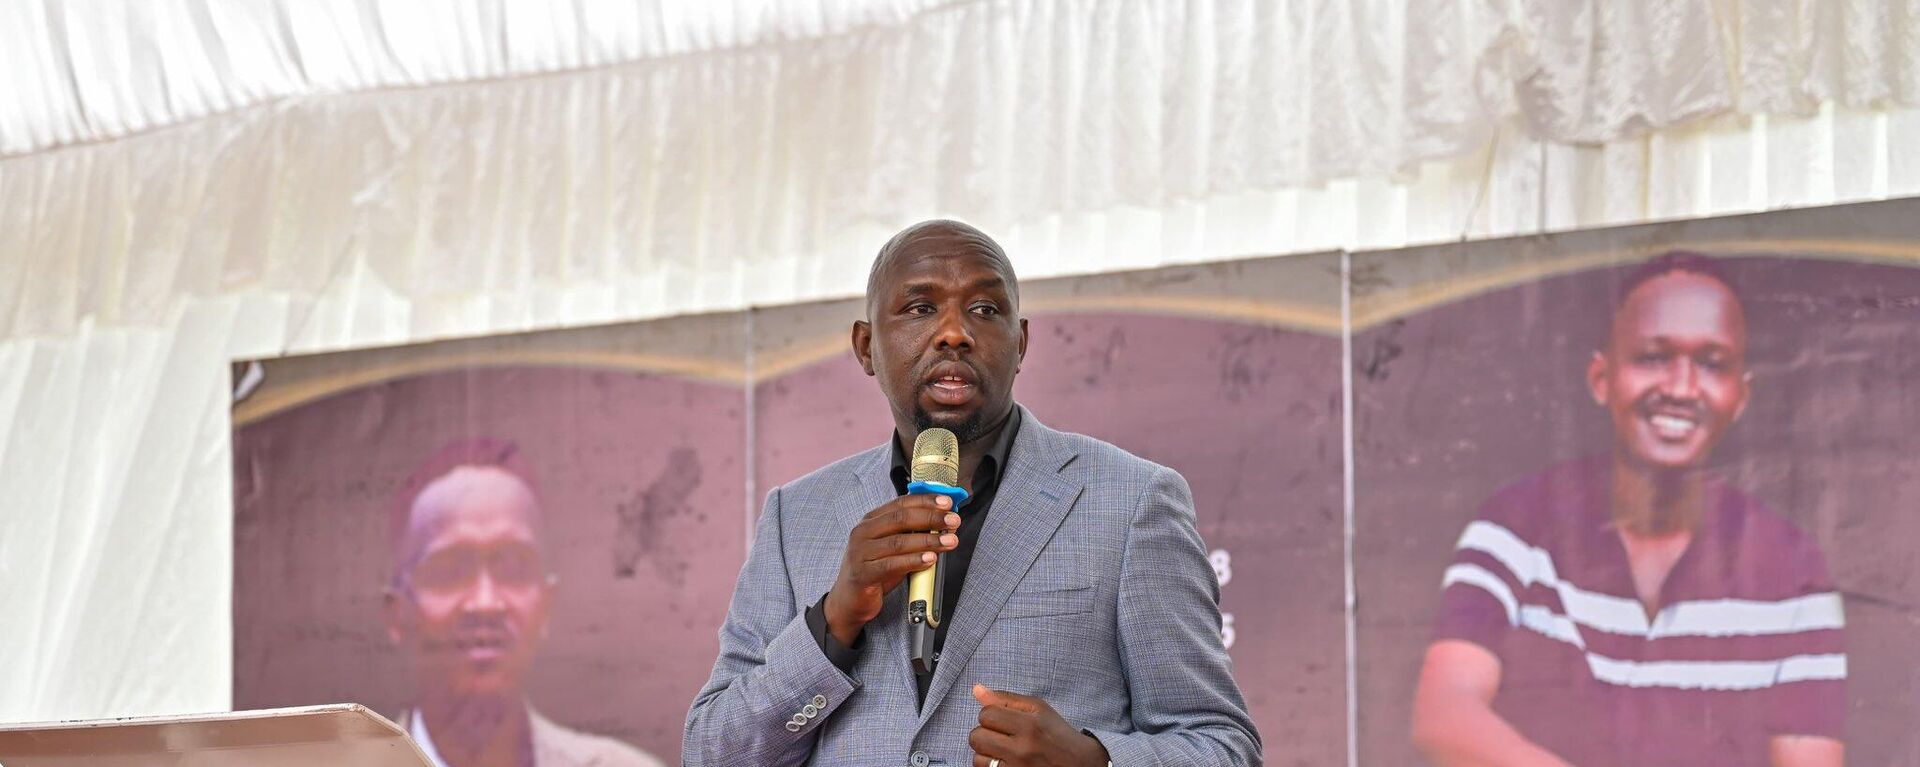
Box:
[1411, 253, 1847, 767]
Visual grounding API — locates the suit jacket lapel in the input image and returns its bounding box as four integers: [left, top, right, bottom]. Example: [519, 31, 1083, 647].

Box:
[845, 443, 897, 530]
[916, 409, 1082, 728]
[844, 442, 922, 704]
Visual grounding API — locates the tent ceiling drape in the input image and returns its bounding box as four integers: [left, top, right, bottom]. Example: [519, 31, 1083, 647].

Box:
[7, 1, 1916, 161]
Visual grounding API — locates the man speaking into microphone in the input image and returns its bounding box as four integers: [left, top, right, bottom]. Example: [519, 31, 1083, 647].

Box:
[685, 220, 1260, 767]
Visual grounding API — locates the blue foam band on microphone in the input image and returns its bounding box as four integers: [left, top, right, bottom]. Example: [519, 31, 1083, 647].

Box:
[905, 480, 970, 508]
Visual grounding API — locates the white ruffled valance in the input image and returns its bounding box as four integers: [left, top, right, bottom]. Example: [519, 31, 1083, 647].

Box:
[6, 1, 1916, 162]
[5, 0, 1918, 343]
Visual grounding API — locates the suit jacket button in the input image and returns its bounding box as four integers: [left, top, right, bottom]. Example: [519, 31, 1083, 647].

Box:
[910, 750, 930, 767]
[785, 721, 802, 733]
[812, 694, 828, 707]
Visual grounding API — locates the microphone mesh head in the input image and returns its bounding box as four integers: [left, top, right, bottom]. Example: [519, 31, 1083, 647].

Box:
[910, 428, 960, 486]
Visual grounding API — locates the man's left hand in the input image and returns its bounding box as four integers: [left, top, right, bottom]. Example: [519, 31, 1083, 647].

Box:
[970, 684, 1110, 767]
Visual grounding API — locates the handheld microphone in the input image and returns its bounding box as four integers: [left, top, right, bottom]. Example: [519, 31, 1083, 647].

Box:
[906, 427, 968, 675]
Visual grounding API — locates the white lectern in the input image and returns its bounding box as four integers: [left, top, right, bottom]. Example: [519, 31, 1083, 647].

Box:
[0, 704, 431, 767]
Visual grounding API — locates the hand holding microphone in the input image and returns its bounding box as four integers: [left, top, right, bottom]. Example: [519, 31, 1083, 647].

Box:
[904, 428, 968, 674]
[821, 427, 967, 650]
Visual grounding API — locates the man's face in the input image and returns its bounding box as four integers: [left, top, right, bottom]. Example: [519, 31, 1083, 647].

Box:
[1588, 271, 1751, 472]
[854, 234, 1028, 444]
[386, 467, 552, 702]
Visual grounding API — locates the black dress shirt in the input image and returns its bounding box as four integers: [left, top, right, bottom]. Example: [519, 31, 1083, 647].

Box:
[803, 407, 1022, 708]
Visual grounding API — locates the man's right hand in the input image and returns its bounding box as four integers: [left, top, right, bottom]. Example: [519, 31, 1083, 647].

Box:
[1412, 640, 1577, 767]
[823, 495, 961, 647]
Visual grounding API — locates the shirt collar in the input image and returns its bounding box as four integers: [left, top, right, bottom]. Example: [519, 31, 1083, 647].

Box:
[889, 405, 1022, 496]
[408, 709, 450, 767]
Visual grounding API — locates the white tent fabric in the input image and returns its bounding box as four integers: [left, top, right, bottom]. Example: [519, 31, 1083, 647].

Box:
[0, 0, 1916, 723]
[6, 0, 1918, 166]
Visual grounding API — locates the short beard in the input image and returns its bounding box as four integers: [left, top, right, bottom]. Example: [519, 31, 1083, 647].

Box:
[913, 405, 990, 444]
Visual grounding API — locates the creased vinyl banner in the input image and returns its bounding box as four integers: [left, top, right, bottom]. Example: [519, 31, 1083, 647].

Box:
[232, 312, 751, 766]
[236, 198, 1920, 766]
[232, 253, 1348, 765]
[1354, 200, 1920, 767]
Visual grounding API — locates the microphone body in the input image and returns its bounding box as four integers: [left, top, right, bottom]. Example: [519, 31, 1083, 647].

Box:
[907, 428, 968, 675]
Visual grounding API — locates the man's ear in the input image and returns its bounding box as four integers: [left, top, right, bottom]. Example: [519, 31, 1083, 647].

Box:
[1733, 370, 1753, 422]
[851, 320, 876, 376]
[1016, 317, 1029, 372]
[1586, 351, 1610, 406]
[382, 587, 407, 646]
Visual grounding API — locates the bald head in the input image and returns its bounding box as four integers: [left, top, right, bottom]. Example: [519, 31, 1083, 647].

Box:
[392, 465, 545, 584]
[384, 460, 554, 704]
[865, 220, 1019, 319]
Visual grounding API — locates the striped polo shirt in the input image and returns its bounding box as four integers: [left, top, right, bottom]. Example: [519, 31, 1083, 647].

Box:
[1433, 458, 1847, 767]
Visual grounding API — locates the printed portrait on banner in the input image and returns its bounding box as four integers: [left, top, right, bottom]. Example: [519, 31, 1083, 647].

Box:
[232, 316, 749, 764]
[1353, 200, 1920, 767]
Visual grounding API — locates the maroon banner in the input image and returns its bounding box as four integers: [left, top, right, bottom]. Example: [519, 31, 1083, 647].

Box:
[234, 198, 1920, 766]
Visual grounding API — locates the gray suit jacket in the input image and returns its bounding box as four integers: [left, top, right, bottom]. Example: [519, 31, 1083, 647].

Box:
[685, 406, 1260, 767]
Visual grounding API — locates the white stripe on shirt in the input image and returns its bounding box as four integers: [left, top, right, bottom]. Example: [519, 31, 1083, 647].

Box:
[1584, 653, 1848, 691]
[1454, 520, 1844, 638]
[1442, 563, 1518, 623]
[1439, 577, 1849, 691]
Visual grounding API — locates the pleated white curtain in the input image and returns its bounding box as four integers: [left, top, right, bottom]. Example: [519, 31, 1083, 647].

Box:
[0, 0, 1915, 723]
